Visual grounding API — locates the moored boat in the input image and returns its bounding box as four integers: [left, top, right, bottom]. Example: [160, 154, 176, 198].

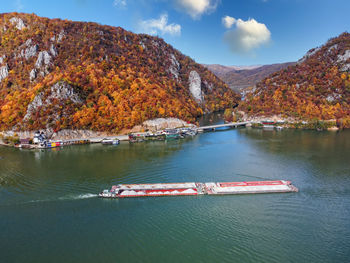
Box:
[101, 138, 120, 145]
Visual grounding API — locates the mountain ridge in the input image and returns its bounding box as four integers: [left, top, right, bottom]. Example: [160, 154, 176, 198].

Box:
[0, 12, 240, 132]
[239, 32, 350, 126]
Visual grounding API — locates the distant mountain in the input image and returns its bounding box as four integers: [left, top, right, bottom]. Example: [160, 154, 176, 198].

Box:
[239, 32, 350, 126]
[203, 63, 295, 93]
[202, 64, 262, 77]
[0, 13, 240, 132]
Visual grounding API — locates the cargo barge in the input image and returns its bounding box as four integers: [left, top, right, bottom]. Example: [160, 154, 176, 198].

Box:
[99, 180, 297, 198]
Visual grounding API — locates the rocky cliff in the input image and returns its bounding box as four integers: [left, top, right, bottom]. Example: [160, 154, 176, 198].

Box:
[0, 13, 240, 132]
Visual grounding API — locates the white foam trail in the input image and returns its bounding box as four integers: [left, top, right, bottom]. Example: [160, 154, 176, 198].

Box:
[58, 193, 98, 200]
[2, 194, 99, 206]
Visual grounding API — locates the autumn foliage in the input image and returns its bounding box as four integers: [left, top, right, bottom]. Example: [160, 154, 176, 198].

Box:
[240, 32, 350, 127]
[0, 13, 240, 132]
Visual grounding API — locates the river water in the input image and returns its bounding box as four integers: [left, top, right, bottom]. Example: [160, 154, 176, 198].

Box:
[1, 118, 350, 262]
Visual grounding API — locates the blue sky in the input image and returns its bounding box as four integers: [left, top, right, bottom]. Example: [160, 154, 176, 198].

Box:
[1, 0, 350, 66]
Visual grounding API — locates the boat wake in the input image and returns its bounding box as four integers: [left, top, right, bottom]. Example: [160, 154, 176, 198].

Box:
[1, 193, 98, 207]
[58, 193, 98, 200]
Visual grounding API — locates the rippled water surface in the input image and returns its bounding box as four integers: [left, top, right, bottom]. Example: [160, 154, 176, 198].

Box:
[1, 123, 350, 262]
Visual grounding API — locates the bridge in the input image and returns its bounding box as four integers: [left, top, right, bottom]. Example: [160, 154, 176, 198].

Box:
[196, 121, 250, 132]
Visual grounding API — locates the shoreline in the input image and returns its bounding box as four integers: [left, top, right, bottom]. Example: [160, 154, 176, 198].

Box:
[1, 115, 347, 149]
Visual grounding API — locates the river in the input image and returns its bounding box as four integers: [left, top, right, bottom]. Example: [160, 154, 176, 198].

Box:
[1, 117, 350, 262]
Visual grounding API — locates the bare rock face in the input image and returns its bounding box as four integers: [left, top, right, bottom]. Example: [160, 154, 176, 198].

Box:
[29, 68, 37, 81]
[337, 50, 350, 63]
[24, 81, 83, 121]
[0, 55, 5, 64]
[24, 43, 38, 60]
[49, 81, 83, 103]
[298, 47, 321, 63]
[188, 70, 203, 103]
[9, 17, 26, 30]
[341, 63, 350, 72]
[337, 50, 350, 71]
[142, 118, 194, 131]
[0, 64, 9, 82]
[35, 51, 52, 68]
[50, 44, 57, 57]
[168, 54, 180, 80]
[35, 51, 52, 76]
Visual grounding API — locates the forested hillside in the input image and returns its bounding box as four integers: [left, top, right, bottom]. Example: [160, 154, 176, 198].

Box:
[239, 32, 350, 126]
[0, 13, 240, 132]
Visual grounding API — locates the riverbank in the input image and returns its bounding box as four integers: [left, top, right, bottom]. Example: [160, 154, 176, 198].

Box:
[0, 117, 197, 148]
[240, 113, 343, 131]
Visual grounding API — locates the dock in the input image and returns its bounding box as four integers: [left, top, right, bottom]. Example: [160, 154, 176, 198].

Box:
[196, 121, 250, 132]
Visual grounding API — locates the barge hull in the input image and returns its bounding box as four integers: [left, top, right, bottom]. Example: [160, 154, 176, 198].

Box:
[99, 180, 298, 198]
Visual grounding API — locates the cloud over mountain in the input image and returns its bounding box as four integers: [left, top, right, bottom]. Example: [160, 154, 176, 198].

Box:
[139, 14, 181, 36]
[223, 17, 271, 53]
[175, 0, 218, 19]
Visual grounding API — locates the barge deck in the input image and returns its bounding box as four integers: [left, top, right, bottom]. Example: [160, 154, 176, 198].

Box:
[99, 180, 298, 198]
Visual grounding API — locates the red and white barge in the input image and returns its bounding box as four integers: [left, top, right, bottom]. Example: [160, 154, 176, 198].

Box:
[99, 182, 200, 198]
[99, 180, 297, 198]
[204, 180, 298, 195]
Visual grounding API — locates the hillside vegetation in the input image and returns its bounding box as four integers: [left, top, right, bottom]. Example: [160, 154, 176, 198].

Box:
[0, 13, 240, 132]
[239, 32, 350, 127]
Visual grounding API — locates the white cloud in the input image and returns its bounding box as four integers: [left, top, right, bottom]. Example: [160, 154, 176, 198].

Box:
[113, 0, 126, 7]
[222, 15, 236, 29]
[175, 0, 218, 19]
[223, 17, 271, 53]
[139, 14, 181, 36]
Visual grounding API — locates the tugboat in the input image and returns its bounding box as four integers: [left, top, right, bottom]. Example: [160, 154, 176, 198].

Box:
[99, 189, 119, 198]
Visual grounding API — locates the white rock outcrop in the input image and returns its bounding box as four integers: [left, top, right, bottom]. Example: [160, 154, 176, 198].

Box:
[9, 17, 26, 30]
[50, 44, 57, 57]
[188, 70, 203, 103]
[340, 63, 350, 72]
[24, 81, 83, 121]
[337, 50, 350, 72]
[0, 64, 9, 82]
[142, 118, 195, 131]
[35, 51, 52, 68]
[298, 47, 321, 63]
[49, 81, 82, 103]
[326, 93, 342, 102]
[0, 55, 5, 64]
[24, 43, 38, 60]
[29, 68, 37, 81]
[168, 54, 180, 80]
[337, 50, 350, 63]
